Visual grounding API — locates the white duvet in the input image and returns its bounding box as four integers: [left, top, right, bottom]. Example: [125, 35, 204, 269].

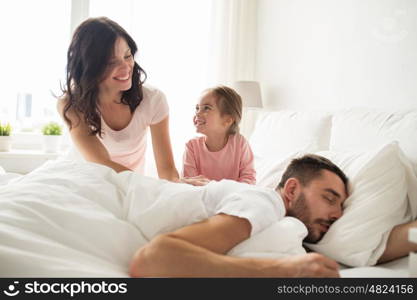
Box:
[0, 160, 306, 277]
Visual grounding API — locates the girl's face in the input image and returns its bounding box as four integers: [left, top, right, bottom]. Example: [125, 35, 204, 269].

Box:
[99, 37, 134, 96]
[194, 92, 233, 136]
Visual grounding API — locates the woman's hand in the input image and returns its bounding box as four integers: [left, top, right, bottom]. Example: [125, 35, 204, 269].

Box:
[181, 175, 211, 186]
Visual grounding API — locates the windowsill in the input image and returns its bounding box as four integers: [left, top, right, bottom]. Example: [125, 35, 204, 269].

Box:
[0, 131, 69, 173]
[0, 149, 64, 174]
[0, 149, 61, 159]
[6, 131, 71, 152]
[9, 132, 43, 149]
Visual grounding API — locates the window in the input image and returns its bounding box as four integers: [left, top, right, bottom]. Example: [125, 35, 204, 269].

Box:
[1, 0, 213, 172]
[0, 0, 71, 132]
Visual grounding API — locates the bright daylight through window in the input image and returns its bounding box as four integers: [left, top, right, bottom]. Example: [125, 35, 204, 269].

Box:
[0, 0, 71, 134]
[0, 0, 211, 159]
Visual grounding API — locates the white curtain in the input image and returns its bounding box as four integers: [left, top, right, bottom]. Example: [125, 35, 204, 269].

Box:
[207, 0, 258, 85]
[208, 0, 261, 140]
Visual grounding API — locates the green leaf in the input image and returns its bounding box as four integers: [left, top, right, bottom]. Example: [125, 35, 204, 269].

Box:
[42, 122, 63, 135]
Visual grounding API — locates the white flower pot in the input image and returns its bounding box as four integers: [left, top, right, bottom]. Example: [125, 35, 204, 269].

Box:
[43, 135, 62, 153]
[0, 136, 12, 152]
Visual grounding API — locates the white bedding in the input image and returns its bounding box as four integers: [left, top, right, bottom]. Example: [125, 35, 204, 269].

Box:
[3, 106, 416, 277]
[0, 166, 21, 186]
[245, 108, 417, 277]
[0, 160, 305, 277]
[340, 257, 410, 278]
[0, 159, 411, 277]
[0, 161, 144, 277]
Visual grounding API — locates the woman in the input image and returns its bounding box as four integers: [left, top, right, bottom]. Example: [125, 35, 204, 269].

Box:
[58, 17, 179, 181]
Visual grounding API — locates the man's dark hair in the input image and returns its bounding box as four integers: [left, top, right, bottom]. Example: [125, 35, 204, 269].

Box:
[277, 154, 348, 193]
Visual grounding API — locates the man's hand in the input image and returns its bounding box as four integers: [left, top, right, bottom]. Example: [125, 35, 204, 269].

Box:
[279, 253, 340, 277]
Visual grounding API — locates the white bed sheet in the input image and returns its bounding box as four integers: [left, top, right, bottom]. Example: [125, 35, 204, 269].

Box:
[0, 172, 21, 186]
[0, 161, 145, 277]
[0, 160, 306, 277]
[340, 257, 409, 278]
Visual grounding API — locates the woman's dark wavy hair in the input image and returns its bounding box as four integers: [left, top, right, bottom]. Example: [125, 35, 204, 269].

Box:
[62, 17, 146, 137]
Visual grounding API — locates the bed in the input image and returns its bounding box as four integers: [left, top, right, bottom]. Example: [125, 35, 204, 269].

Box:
[0, 107, 416, 277]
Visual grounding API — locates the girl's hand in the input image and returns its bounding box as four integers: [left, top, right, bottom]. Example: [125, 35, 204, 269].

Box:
[181, 175, 211, 186]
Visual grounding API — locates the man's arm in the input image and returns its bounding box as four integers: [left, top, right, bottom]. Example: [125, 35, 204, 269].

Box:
[378, 220, 417, 263]
[129, 214, 340, 277]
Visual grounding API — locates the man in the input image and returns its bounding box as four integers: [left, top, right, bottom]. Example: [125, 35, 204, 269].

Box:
[130, 154, 348, 277]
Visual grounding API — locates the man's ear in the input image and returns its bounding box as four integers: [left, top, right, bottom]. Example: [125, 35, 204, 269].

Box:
[282, 178, 301, 206]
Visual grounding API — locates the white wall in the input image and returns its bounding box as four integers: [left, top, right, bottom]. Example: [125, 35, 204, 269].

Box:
[256, 0, 417, 110]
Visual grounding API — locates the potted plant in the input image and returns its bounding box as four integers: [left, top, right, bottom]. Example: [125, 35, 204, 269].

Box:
[42, 122, 63, 153]
[0, 121, 12, 151]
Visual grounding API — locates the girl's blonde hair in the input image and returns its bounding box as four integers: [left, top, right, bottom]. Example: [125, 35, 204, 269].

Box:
[206, 86, 242, 135]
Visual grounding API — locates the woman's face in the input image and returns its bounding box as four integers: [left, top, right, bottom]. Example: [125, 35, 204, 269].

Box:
[99, 37, 134, 96]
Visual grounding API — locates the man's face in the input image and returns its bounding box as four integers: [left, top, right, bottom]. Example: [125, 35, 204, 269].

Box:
[286, 170, 348, 243]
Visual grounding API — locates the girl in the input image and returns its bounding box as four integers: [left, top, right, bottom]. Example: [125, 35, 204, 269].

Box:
[182, 86, 256, 184]
[58, 17, 179, 181]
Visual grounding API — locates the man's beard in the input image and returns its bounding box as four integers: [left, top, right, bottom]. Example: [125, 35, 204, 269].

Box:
[286, 192, 329, 243]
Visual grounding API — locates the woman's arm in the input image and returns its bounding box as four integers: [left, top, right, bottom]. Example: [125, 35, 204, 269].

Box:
[57, 99, 130, 173]
[149, 116, 180, 181]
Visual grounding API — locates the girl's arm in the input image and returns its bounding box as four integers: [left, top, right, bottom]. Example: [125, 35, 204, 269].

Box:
[238, 138, 256, 184]
[181, 141, 210, 186]
[150, 116, 180, 182]
[57, 99, 130, 173]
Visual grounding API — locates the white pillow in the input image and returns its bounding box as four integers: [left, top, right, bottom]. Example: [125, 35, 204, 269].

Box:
[229, 217, 307, 258]
[250, 110, 331, 160]
[330, 109, 417, 174]
[305, 142, 412, 267]
[250, 110, 332, 187]
[256, 150, 308, 189]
